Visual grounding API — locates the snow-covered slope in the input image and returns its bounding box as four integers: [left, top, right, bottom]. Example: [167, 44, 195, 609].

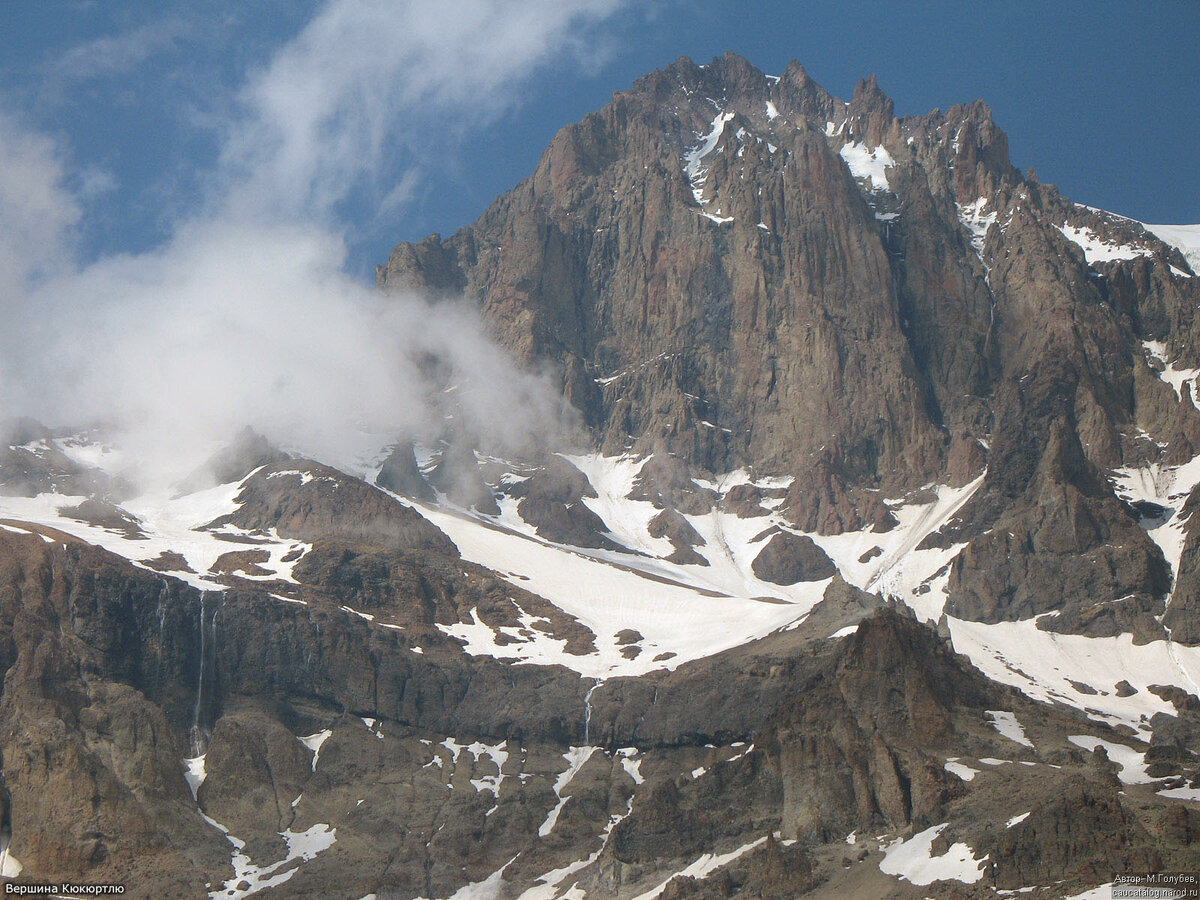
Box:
[1144, 222, 1200, 275]
[5, 431, 1200, 737]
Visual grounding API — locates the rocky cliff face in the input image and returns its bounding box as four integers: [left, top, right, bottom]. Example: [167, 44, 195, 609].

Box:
[2, 52, 1200, 899]
[0, 524, 1186, 897]
[380, 52, 1200, 639]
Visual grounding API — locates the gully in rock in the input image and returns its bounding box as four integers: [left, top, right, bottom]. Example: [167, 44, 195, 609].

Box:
[584, 680, 600, 745]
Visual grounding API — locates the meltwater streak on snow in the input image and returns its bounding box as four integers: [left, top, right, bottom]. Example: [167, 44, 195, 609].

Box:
[878, 824, 987, 886]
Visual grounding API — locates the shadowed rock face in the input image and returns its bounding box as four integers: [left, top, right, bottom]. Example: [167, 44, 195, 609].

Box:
[206, 459, 460, 557]
[375, 441, 436, 501]
[751, 531, 836, 584]
[501, 455, 622, 549]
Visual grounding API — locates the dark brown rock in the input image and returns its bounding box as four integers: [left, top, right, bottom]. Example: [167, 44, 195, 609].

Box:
[207, 460, 459, 557]
[375, 441, 435, 501]
[751, 531, 836, 584]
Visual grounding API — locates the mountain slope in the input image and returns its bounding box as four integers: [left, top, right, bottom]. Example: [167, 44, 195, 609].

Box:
[1, 54, 1200, 899]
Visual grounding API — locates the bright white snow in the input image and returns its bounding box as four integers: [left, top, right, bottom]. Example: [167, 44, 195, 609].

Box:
[1144, 222, 1200, 274]
[629, 837, 768, 900]
[1067, 735, 1152, 785]
[986, 710, 1034, 748]
[839, 141, 894, 192]
[184, 754, 208, 800]
[1057, 223, 1151, 265]
[944, 759, 979, 782]
[949, 617, 1200, 732]
[539, 746, 597, 836]
[879, 823, 987, 886]
[299, 730, 332, 772]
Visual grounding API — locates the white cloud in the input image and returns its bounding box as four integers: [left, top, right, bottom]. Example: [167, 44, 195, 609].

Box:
[222, 0, 627, 220]
[0, 107, 80, 297]
[48, 18, 189, 81]
[1, 0, 629, 485]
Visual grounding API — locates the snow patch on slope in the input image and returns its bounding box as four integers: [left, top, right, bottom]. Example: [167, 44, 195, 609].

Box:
[1067, 735, 1151, 784]
[1144, 222, 1200, 275]
[1057, 223, 1151, 265]
[949, 617, 1200, 732]
[629, 836, 769, 900]
[1142, 341, 1200, 410]
[1110, 448, 1200, 583]
[0, 471, 311, 592]
[839, 142, 894, 191]
[879, 823, 987, 886]
[684, 111, 736, 223]
[957, 197, 996, 263]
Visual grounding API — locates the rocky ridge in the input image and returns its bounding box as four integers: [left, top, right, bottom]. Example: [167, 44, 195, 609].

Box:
[0, 52, 1199, 899]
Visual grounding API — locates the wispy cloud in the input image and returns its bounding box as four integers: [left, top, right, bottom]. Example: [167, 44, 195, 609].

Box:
[47, 18, 189, 81]
[221, 0, 627, 221]
[0, 106, 80, 296]
[0, 0, 630, 484]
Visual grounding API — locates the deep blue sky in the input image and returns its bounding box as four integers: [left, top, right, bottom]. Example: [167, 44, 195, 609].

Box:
[3, 1, 1198, 280]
